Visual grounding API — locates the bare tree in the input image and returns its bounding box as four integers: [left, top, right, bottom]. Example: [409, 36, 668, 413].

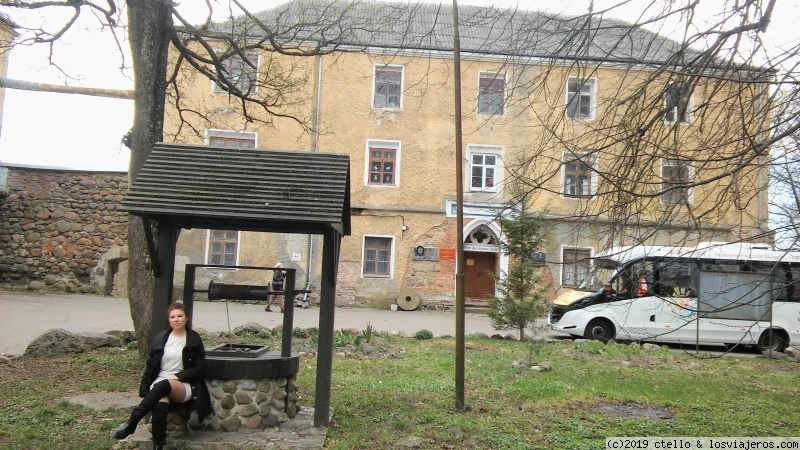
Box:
[769, 95, 800, 251]
[0, 0, 432, 357]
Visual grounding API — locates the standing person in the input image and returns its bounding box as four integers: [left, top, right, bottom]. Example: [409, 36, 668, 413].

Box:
[112, 303, 212, 449]
[264, 262, 286, 312]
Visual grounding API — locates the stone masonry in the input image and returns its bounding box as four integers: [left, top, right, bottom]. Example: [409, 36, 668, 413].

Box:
[0, 165, 128, 294]
[197, 377, 300, 432]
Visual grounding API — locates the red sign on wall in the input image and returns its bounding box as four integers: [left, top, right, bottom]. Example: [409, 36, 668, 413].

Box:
[439, 249, 456, 260]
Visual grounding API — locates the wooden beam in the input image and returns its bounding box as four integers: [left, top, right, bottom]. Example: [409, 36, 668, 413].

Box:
[150, 220, 179, 339]
[314, 227, 341, 427]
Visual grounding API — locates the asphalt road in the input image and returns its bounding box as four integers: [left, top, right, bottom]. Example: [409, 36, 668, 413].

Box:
[1, 291, 765, 358]
[0, 291, 524, 356]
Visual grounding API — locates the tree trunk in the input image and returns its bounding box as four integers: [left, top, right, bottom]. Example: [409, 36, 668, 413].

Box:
[126, 0, 172, 360]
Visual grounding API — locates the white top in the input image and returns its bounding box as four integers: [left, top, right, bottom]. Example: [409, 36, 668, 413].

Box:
[157, 332, 186, 379]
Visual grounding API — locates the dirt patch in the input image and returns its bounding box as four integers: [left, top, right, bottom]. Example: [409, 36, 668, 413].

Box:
[0, 354, 129, 397]
[597, 401, 674, 420]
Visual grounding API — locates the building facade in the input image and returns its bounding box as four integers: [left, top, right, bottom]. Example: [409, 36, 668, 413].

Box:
[0, 12, 18, 138]
[162, 1, 769, 308]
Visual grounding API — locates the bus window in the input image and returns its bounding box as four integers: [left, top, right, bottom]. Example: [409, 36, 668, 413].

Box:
[697, 270, 772, 321]
[775, 267, 800, 303]
[611, 261, 654, 299]
[654, 259, 697, 297]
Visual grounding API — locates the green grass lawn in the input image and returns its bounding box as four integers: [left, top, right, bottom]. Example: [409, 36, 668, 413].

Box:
[1, 330, 798, 449]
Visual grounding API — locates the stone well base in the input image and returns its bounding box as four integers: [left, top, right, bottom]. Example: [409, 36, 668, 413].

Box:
[164, 376, 300, 433]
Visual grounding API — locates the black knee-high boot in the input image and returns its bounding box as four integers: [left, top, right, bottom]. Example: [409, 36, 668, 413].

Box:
[112, 379, 172, 440]
[151, 401, 169, 448]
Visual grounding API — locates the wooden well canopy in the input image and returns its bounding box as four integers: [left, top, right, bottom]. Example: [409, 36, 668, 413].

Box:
[119, 142, 350, 427]
[120, 142, 350, 236]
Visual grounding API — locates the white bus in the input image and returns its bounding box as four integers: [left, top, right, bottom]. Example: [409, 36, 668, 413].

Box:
[549, 242, 800, 352]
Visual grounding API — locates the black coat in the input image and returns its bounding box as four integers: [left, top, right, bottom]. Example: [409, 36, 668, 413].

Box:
[139, 328, 213, 422]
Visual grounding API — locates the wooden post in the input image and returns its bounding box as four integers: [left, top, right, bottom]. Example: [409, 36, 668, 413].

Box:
[314, 227, 341, 427]
[452, 0, 467, 410]
[281, 269, 296, 357]
[182, 264, 196, 329]
[150, 220, 178, 339]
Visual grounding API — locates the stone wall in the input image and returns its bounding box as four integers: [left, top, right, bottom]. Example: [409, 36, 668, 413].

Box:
[197, 377, 299, 432]
[0, 165, 129, 294]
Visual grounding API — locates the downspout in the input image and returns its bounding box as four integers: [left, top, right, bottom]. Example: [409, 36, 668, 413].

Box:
[303, 53, 324, 306]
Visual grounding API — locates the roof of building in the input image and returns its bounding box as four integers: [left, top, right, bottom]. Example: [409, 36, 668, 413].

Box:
[0, 11, 18, 31]
[119, 143, 351, 236]
[206, 0, 712, 68]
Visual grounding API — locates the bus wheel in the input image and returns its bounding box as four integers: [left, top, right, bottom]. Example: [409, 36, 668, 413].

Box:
[585, 319, 614, 343]
[758, 330, 787, 353]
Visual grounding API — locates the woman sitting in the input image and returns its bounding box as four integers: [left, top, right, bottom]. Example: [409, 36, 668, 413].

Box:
[112, 302, 212, 449]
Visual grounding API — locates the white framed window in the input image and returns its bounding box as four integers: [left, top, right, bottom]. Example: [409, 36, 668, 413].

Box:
[562, 152, 597, 198]
[562, 247, 592, 287]
[661, 158, 694, 204]
[212, 52, 259, 95]
[477, 71, 506, 116]
[205, 129, 257, 149]
[467, 145, 503, 193]
[206, 230, 241, 266]
[362, 235, 394, 278]
[364, 139, 401, 187]
[664, 81, 694, 124]
[566, 76, 597, 121]
[372, 65, 403, 109]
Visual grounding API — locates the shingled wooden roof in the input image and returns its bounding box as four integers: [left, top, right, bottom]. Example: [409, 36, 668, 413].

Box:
[120, 143, 350, 235]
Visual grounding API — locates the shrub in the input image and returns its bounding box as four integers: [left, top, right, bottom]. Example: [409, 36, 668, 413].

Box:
[256, 330, 272, 339]
[335, 330, 352, 347]
[292, 327, 310, 339]
[414, 329, 434, 340]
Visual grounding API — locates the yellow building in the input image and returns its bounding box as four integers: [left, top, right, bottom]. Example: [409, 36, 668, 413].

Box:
[164, 1, 769, 308]
[0, 12, 18, 138]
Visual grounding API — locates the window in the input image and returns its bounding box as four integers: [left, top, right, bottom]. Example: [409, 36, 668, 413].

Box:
[566, 77, 596, 120]
[662, 159, 693, 204]
[467, 145, 503, 192]
[206, 130, 257, 149]
[664, 82, 693, 124]
[562, 248, 591, 287]
[373, 65, 402, 109]
[364, 140, 400, 187]
[776, 267, 800, 303]
[368, 148, 396, 185]
[652, 260, 697, 297]
[363, 236, 393, 277]
[471, 154, 497, 191]
[208, 230, 239, 266]
[213, 53, 258, 95]
[563, 153, 596, 198]
[478, 72, 505, 115]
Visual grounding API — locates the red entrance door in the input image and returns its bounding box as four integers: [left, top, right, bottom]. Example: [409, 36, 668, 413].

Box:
[464, 251, 497, 301]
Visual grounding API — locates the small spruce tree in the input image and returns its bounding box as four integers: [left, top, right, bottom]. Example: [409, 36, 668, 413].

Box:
[487, 193, 551, 341]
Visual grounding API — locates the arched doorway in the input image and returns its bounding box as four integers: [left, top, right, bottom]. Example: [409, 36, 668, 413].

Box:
[463, 224, 500, 302]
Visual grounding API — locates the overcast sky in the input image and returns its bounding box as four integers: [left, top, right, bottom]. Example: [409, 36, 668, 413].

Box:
[0, 0, 797, 171]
